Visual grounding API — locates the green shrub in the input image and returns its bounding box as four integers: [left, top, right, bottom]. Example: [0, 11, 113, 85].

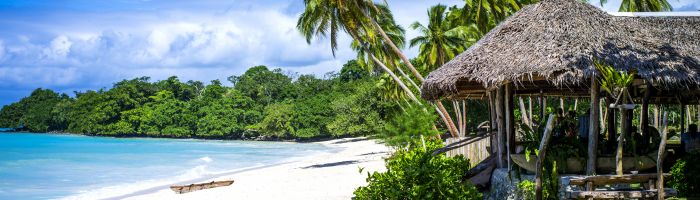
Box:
[670, 151, 700, 197]
[353, 141, 482, 199]
[517, 180, 535, 200]
[380, 105, 440, 149]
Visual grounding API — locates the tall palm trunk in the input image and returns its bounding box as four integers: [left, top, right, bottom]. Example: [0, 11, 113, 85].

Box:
[356, 7, 459, 137]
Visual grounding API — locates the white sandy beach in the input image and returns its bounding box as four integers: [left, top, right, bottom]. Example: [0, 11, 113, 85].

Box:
[115, 137, 391, 200]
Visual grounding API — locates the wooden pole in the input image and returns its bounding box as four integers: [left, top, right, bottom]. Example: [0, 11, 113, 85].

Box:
[616, 105, 628, 175]
[697, 104, 700, 127]
[681, 103, 686, 136]
[462, 100, 467, 136]
[657, 111, 669, 200]
[607, 96, 617, 153]
[529, 96, 533, 124]
[560, 97, 565, 113]
[506, 84, 515, 170]
[520, 97, 532, 128]
[687, 106, 693, 126]
[535, 114, 556, 200]
[587, 76, 600, 175]
[654, 105, 660, 129]
[641, 85, 650, 150]
[496, 87, 506, 168]
[489, 91, 497, 154]
[453, 101, 463, 137]
[540, 90, 546, 122]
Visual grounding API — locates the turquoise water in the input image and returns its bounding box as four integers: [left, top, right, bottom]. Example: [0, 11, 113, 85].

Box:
[0, 133, 331, 200]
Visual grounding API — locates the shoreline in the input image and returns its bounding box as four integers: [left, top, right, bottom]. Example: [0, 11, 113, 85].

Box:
[106, 137, 390, 200]
[0, 131, 374, 143]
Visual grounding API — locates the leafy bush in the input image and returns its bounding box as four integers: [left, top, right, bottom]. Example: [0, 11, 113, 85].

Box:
[517, 180, 535, 200]
[670, 151, 700, 197]
[381, 104, 440, 148]
[353, 141, 482, 199]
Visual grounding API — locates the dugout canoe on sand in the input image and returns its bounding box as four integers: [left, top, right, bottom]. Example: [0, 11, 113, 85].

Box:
[170, 180, 234, 194]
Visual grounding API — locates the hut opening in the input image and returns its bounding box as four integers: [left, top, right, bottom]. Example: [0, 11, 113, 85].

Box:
[422, 0, 700, 199]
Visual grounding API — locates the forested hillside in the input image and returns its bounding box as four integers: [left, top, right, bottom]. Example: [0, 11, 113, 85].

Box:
[0, 61, 397, 140]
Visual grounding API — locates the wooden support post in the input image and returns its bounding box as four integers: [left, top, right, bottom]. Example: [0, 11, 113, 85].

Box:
[587, 76, 600, 176]
[520, 97, 532, 128]
[641, 84, 650, 150]
[654, 105, 660, 129]
[657, 111, 669, 200]
[681, 103, 686, 135]
[489, 91, 497, 154]
[462, 100, 467, 136]
[453, 101, 463, 137]
[540, 90, 546, 122]
[607, 97, 617, 153]
[535, 114, 556, 200]
[529, 96, 533, 124]
[506, 84, 515, 170]
[496, 87, 506, 168]
[616, 105, 628, 176]
[560, 97, 565, 113]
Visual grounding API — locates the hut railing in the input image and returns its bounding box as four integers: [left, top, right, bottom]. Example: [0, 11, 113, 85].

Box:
[437, 132, 493, 167]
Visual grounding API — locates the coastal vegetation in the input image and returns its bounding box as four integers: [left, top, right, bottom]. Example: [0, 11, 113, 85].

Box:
[0, 61, 394, 140]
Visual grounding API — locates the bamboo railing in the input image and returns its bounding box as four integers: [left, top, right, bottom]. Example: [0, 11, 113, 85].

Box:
[441, 133, 493, 167]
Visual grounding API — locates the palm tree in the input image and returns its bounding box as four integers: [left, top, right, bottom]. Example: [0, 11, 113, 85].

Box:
[597, 0, 672, 11]
[410, 4, 480, 72]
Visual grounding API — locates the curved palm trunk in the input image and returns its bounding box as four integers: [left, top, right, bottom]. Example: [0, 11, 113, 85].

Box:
[368, 53, 420, 104]
[365, 14, 460, 137]
[348, 19, 460, 137]
[391, 61, 420, 91]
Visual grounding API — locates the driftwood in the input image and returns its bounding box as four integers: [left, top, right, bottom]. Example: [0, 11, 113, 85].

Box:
[170, 180, 234, 194]
[535, 114, 556, 200]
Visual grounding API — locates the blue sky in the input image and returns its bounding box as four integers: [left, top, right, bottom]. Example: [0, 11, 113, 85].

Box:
[0, 0, 698, 106]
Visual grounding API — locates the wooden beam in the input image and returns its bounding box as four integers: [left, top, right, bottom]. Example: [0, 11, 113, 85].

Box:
[587, 76, 600, 175]
[535, 114, 556, 200]
[496, 87, 506, 168]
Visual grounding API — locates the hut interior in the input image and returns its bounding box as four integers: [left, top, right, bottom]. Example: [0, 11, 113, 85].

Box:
[421, 0, 700, 198]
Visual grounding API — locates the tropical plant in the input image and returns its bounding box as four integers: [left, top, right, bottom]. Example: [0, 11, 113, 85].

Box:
[381, 104, 440, 149]
[670, 151, 700, 197]
[594, 60, 636, 105]
[353, 140, 482, 199]
[596, 0, 672, 12]
[297, 0, 461, 137]
[410, 4, 480, 72]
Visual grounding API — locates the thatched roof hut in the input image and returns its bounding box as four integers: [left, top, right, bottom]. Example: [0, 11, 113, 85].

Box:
[421, 0, 700, 101]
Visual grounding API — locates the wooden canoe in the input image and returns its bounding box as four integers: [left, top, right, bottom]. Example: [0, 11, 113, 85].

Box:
[170, 180, 234, 194]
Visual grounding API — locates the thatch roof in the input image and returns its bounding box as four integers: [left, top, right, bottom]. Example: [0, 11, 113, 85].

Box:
[421, 0, 700, 100]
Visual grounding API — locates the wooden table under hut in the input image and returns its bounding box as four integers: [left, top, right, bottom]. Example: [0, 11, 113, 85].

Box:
[421, 0, 700, 199]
